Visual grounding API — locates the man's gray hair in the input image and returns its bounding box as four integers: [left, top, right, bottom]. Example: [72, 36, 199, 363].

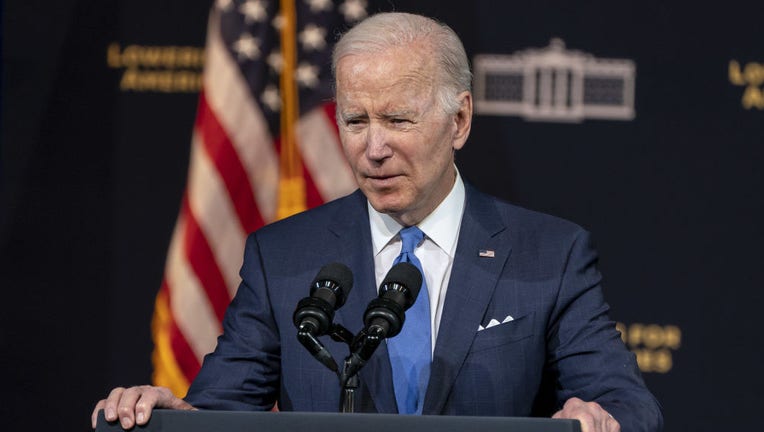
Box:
[332, 12, 472, 114]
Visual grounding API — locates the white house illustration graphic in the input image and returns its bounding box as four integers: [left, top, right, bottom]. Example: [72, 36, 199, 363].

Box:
[473, 39, 636, 122]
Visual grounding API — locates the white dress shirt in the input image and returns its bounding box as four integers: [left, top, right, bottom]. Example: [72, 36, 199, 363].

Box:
[368, 169, 466, 354]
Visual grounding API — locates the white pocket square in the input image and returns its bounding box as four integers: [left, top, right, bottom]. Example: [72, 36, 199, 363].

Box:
[477, 315, 514, 331]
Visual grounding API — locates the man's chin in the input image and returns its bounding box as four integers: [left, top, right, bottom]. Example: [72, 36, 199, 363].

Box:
[370, 203, 405, 216]
[366, 195, 407, 216]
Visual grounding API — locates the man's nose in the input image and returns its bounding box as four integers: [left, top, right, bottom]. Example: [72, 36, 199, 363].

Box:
[365, 123, 393, 161]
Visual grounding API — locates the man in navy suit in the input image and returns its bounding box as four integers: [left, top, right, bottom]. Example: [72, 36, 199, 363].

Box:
[93, 12, 662, 432]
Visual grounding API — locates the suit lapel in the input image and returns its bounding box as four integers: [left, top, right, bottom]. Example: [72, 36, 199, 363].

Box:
[328, 191, 398, 413]
[424, 185, 512, 414]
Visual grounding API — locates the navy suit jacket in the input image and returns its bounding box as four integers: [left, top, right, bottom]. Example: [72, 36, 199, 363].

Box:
[186, 185, 663, 431]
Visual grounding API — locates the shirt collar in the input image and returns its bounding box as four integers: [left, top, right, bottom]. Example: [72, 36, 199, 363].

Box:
[369, 168, 466, 257]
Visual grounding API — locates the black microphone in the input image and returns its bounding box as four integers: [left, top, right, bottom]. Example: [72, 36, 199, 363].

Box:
[363, 261, 423, 339]
[293, 263, 353, 372]
[341, 262, 422, 382]
[293, 262, 354, 336]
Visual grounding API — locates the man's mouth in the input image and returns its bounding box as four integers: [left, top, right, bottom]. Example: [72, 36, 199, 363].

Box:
[365, 174, 401, 187]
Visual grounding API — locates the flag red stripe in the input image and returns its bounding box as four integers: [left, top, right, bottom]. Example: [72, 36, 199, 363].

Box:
[162, 280, 202, 381]
[322, 102, 339, 135]
[181, 196, 231, 321]
[303, 155, 324, 209]
[196, 91, 265, 233]
[169, 321, 201, 382]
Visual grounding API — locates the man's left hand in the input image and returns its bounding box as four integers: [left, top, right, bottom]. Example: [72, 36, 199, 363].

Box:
[552, 397, 620, 432]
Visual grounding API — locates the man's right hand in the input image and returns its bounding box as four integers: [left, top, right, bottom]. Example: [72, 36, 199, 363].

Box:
[91, 385, 195, 429]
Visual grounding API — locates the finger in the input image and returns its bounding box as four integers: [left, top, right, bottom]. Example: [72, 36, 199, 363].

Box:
[115, 387, 145, 429]
[91, 399, 106, 429]
[553, 398, 598, 432]
[133, 386, 165, 425]
[574, 412, 596, 432]
[101, 387, 125, 423]
[135, 385, 196, 425]
[553, 409, 595, 432]
[605, 413, 621, 432]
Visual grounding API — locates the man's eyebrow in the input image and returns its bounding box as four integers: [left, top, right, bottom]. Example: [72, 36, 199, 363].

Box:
[339, 112, 368, 121]
[379, 109, 417, 118]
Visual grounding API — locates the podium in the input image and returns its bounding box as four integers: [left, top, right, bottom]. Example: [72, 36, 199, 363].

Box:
[96, 410, 581, 432]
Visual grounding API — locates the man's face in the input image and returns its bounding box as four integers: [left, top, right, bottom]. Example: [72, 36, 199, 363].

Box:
[335, 43, 472, 226]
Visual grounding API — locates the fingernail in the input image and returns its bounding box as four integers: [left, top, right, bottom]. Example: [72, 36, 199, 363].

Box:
[121, 418, 132, 429]
[137, 413, 145, 424]
[106, 408, 116, 420]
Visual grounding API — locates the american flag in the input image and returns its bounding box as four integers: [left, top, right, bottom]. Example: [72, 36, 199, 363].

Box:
[151, 0, 366, 396]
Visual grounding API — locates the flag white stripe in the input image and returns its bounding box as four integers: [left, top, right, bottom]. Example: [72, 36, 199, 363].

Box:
[188, 132, 247, 297]
[165, 215, 222, 361]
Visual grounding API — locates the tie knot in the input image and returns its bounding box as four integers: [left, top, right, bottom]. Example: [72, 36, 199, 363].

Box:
[399, 226, 424, 254]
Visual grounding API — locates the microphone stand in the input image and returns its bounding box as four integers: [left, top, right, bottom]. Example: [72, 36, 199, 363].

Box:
[337, 326, 385, 412]
[326, 324, 365, 413]
[340, 358, 359, 413]
[309, 324, 384, 413]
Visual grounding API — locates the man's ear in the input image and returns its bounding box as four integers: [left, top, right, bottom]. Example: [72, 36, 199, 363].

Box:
[452, 91, 473, 150]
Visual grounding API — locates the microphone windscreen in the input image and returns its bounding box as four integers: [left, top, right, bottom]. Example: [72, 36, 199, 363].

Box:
[382, 262, 423, 300]
[312, 262, 354, 306]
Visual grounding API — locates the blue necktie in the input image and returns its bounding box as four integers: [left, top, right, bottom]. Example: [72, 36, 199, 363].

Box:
[387, 226, 431, 414]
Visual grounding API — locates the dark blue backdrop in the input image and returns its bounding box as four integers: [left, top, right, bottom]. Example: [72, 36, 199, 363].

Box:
[2, 1, 762, 430]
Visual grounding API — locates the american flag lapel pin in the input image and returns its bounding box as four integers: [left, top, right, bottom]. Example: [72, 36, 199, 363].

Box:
[478, 249, 495, 258]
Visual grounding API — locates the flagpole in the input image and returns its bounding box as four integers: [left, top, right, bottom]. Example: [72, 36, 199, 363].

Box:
[276, 0, 307, 220]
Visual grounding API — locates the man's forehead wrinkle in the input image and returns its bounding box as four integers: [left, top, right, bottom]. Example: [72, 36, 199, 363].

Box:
[336, 49, 438, 118]
[339, 73, 433, 102]
[398, 70, 434, 90]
